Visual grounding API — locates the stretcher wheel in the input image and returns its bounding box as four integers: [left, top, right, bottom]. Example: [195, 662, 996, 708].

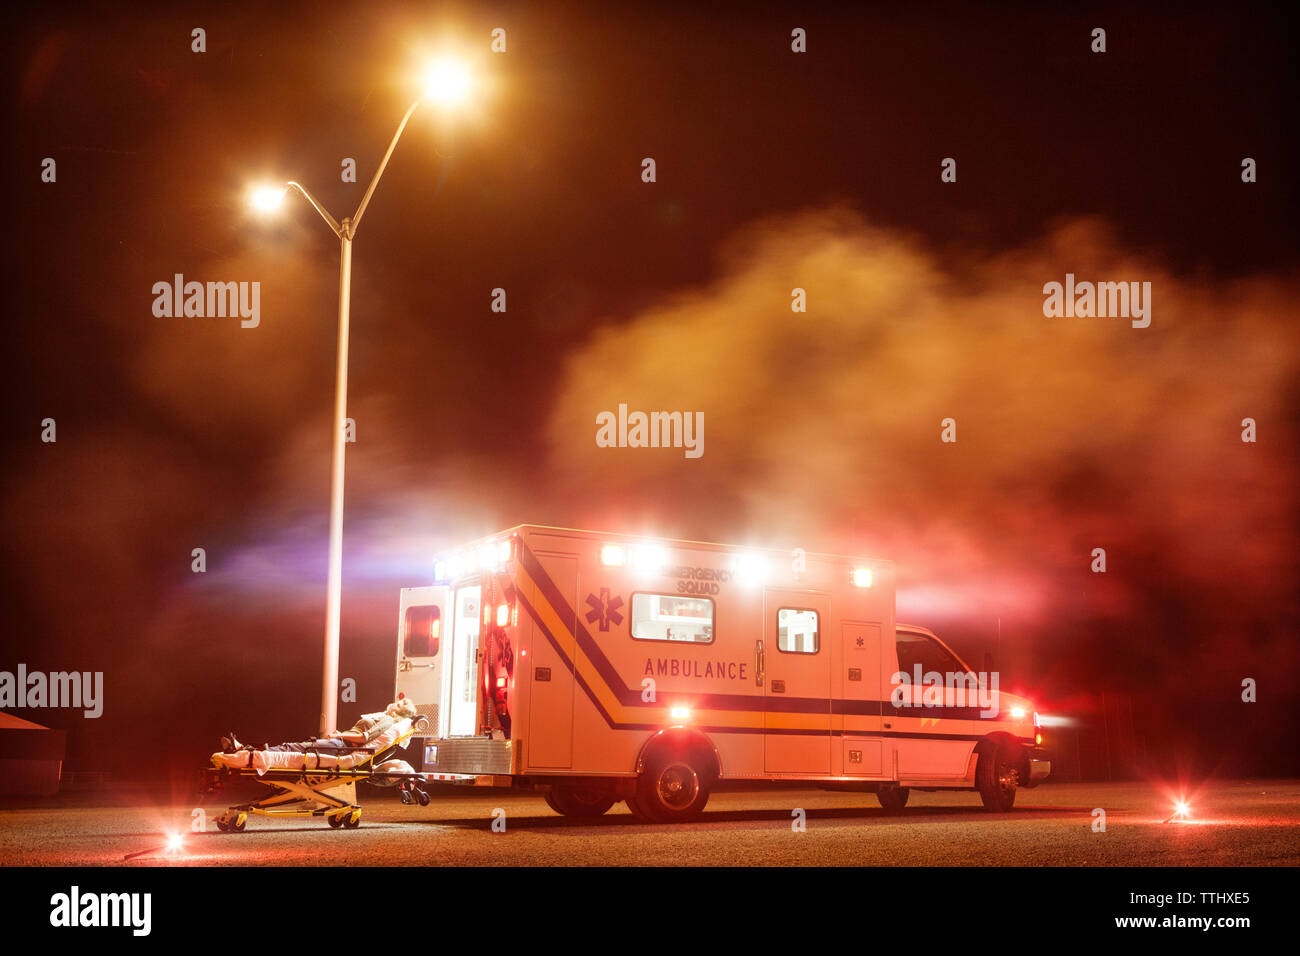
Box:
[216, 816, 231, 832]
[344, 809, 361, 829]
[230, 812, 247, 832]
[328, 813, 345, 828]
[415, 789, 430, 806]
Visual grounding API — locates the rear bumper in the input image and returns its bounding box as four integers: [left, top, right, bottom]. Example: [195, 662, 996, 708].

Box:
[419, 737, 514, 775]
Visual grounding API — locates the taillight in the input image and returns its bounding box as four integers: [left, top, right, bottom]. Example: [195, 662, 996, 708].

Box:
[1033, 711, 1043, 747]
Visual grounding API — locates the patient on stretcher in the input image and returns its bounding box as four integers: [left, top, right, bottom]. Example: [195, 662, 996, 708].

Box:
[221, 695, 418, 755]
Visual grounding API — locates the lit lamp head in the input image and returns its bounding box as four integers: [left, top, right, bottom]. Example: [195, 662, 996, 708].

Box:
[420, 58, 474, 109]
[249, 184, 287, 213]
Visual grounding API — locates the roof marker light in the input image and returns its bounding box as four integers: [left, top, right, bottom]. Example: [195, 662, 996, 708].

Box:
[601, 544, 626, 567]
[733, 553, 765, 586]
[632, 544, 671, 575]
[852, 567, 873, 588]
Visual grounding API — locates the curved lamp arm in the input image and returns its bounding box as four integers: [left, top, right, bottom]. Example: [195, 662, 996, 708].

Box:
[287, 181, 344, 238]
[351, 98, 422, 233]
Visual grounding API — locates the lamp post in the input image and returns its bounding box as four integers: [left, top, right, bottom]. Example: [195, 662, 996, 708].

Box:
[251, 58, 474, 735]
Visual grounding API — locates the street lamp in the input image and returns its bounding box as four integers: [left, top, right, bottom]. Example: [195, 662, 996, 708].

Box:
[251, 57, 475, 736]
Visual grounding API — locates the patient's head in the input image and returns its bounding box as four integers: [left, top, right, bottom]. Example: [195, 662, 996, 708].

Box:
[386, 694, 418, 720]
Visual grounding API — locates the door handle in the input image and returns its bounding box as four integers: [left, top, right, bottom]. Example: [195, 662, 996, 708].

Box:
[755, 640, 765, 687]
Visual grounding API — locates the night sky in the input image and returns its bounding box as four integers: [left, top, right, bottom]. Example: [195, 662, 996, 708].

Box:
[4, 1, 1298, 791]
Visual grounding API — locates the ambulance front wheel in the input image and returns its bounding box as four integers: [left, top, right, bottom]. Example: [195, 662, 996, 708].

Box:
[634, 752, 712, 823]
[976, 742, 1019, 812]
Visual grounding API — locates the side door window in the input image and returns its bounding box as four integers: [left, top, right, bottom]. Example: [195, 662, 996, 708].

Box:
[776, 607, 819, 654]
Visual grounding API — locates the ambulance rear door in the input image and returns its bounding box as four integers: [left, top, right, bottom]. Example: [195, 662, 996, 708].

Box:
[396, 586, 449, 737]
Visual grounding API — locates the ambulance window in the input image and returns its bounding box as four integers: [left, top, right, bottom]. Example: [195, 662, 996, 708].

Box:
[777, 608, 819, 654]
[403, 605, 440, 657]
[630, 593, 715, 644]
[895, 630, 965, 675]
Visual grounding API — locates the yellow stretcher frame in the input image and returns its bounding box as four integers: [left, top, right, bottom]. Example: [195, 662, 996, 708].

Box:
[202, 715, 432, 832]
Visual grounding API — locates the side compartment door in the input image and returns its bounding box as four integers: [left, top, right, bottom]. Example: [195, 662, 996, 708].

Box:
[395, 586, 449, 737]
[837, 621, 885, 776]
[762, 589, 832, 775]
[523, 549, 579, 769]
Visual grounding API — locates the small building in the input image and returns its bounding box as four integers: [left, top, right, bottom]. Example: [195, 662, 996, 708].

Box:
[0, 712, 66, 795]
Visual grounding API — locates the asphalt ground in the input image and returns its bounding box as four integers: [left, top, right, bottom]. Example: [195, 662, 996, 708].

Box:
[2, 778, 1298, 867]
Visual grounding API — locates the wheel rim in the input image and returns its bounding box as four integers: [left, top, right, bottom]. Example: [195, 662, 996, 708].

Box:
[656, 763, 699, 810]
[996, 759, 1019, 796]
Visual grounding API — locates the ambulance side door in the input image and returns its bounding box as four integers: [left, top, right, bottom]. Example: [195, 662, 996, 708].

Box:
[762, 589, 832, 775]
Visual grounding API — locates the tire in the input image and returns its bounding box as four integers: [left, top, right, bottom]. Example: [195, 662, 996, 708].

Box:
[415, 789, 431, 807]
[216, 816, 231, 832]
[877, 786, 909, 814]
[635, 750, 711, 823]
[230, 813, 247, 832]
[976, 743, 1019, 812]
[327, 813, 345, 828]
[343, 810, 361, 829]
[546, 785, 617, 817]
[624, 796, 655, 822]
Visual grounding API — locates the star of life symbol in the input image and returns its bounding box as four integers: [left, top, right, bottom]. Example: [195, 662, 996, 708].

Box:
[585, 588, 624, 632]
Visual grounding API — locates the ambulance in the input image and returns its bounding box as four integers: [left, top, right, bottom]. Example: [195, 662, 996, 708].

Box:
[394, 525, 1050, 822]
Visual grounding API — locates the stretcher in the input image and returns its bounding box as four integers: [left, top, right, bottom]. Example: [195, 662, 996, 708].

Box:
[201, 715, 433, 831]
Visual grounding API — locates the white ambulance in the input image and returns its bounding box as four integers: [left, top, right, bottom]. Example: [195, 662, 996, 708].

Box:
[395, 525, 1050, 822]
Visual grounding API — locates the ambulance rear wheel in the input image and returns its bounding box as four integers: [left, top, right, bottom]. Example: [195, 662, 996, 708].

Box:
[877, 786, 909, 814]
[636, 753, 711, 823]
[976, 743, 1019, 812]
[546, 786, 616, 817]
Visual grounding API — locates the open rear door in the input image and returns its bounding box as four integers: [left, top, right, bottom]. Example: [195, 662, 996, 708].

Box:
[395, 586, 449, 737]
